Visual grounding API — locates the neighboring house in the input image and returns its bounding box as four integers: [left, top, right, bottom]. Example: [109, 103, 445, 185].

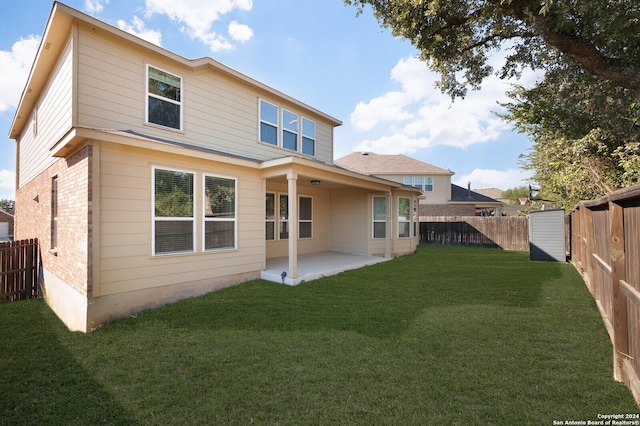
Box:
[8, 2, 420, 332]
[445, 183, 504, 216]
[335, 152, 502, 216]
[0, 210, 15, 241]
[473, 188, 505, 203]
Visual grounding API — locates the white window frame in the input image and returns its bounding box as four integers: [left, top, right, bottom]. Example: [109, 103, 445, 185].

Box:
[146, 65, 183, 131]
[372, 196, 387, 239]
[282, 109, 298, 152]
[299, 195, 313, 239]
[301, 117, 316, 156]
[266, 192, 276, 241]
[259, 99, 279, 146]
[257, 99, 316, 157]
[203, 174, 237, 251]
[398, 197, 411, 238]
[279, 193, 289, 240]
[152, 166, 195, 256]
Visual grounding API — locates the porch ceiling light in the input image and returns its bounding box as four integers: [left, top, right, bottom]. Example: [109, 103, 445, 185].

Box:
[310, 179, 321, 186]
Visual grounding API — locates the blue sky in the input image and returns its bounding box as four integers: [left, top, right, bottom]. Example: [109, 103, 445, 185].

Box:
[0, 0, 538, 200]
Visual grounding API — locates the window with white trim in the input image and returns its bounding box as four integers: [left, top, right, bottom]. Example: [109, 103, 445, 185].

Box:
[266, 192, 275, 241]
[302, 118, 316, 155]
[147, 65, 182, 130]
[153, 168, 194, 254]
[259, 100, 278, 145]
[282, 109, 298, 151]
[403, 176, 434, 192]
[299, 196, 312, 239]
[258, 99, 316, 156]
[204, 175, 236, 250]
[279, 194, 289, 240]
[398, 197, 411, 238]
[372, 196, 387, 239]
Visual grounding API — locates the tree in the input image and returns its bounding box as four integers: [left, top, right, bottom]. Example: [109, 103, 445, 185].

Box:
[0, 200, 14, 214]
[345, 0, 640, 100]
[501, 186, 529, 205]
[502, 62, 640, 208]
[346, 0, 640, 208]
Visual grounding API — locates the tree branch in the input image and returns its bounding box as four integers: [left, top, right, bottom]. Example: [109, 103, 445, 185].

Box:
[539, 27, 640, 99]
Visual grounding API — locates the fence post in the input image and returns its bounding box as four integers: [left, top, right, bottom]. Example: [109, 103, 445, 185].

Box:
[610, 201, 629, 382]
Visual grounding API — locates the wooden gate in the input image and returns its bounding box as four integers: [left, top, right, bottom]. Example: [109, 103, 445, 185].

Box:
[0, 239, 41, 302]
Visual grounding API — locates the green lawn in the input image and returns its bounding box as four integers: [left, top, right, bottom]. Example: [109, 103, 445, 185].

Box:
[1, 245, 637, 425]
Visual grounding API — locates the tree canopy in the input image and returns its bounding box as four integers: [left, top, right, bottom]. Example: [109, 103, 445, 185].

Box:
[345, 0, 640, 100]
[346, 0, 640, 208]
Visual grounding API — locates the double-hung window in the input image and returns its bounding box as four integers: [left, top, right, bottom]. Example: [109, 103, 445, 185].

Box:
[260, 100, 278, 145]
[266, 193, 276, 240]
[403, 176, 434, 192]
[153, 168, 194, 255]
[301, 118, 316, 156]
[282, 109, 298, 151]
[424, 177, 434, 192]
[299, 196, 312, 239]
[279, 194, 289, 239]
[147, 65, 182, 130]
[204, 175, 236, 250]
[398, 197, 411, 238]
[258, 100, 316, 156]
[372, 196, 387, 239]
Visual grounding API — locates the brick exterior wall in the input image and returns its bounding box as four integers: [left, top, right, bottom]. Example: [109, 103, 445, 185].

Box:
[419, 204, 476, 217]
[15, 145, 92, 298]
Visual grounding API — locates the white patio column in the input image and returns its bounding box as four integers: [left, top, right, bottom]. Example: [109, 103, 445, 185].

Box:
[288, 171, 298, 279]
[385, 191, 392, 258]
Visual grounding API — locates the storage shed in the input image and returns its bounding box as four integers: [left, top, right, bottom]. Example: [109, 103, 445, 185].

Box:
[529, 209, 566, 262]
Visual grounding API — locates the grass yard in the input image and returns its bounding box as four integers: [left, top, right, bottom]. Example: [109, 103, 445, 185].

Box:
[1, 245, 638, 425]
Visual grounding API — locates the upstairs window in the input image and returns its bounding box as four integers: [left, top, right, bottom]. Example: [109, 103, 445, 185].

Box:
[302, 118, 316, 156]
[147, 65, 182, 130]
[403, 176, 434, 192]
[260, 100, 278, 145]
[258, 99, 315, 156]
[153, 168, 194, 255]
[282, 109, 298, 151]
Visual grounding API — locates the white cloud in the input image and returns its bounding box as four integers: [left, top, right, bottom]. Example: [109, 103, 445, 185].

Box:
[0, 36, 40, 112]
[84, 0, 108, 14]
[117, 16, 163, 46]
[350, 55, 539, 154]
[0, 169, 15, 200]
[228, 20, 253, 43]
[145, 0, 253, 51]
[453, 168, 532, 191]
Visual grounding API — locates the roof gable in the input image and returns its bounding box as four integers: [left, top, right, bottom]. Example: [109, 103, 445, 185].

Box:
[335, 152, 453, 176]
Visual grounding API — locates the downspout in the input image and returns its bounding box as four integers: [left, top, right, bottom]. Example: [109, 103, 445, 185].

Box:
[385, 190, 392, 258]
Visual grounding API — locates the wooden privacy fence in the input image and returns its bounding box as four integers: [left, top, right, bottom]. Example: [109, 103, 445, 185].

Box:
[570, 184, 640, 403]
[0, 239, 41, 302]
[420, 216, 529, 251]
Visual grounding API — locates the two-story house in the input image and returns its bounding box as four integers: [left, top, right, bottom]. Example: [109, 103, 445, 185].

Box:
[9, 2, 420, 332]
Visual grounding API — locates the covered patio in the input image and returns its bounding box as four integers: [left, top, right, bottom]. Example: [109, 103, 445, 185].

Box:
[261, 252, 392, 285]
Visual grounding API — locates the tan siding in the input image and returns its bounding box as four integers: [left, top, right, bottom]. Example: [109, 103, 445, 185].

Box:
[76, 25, 337, 165]
[96, 143, 264, 297]
[328, 189, 369, 255]
[19, 38, 74, 186]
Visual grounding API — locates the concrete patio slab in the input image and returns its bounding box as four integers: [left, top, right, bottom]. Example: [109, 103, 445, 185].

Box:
[261, 252, 392, 285]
